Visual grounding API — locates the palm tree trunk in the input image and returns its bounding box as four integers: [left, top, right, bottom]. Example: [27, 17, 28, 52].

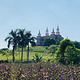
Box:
[27, 43, 29, 62]
[21, 46, 23, 62]
[12, 46, 15, 62]
[18, 46, 20, 60]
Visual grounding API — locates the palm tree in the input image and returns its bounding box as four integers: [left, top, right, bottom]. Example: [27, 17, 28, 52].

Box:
[18, 29, 27, 62]
[5, 30, 18, 62]
[25, 31, 36, 62]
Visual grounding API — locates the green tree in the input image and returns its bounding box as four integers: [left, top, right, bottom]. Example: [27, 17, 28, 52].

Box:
[73, 41, 80, 49]
[26, 31, 36, 62]
[18, 29, 27, 62]
[18, 29, 36, 62]
[55, 38, 75, 64]
[0, 50, 8, 61]
[48, 45, 58, 54]
[0, 49, 12, 61]
[0, 50, 6, 55]
[5, 30, 18, 62]
[64, 46, 80, 64]
[43, 38, 56, 46]
[1, 48, 8, 51]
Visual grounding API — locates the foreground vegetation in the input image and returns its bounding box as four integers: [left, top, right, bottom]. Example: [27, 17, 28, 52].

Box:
[0, 61, 80, 80]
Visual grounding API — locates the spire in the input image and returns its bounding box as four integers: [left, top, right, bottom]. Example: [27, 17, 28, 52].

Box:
[56, 25, 60, 35]
[46, 27, 48, 32]
[38, 30, 41, 36]
[45, 27, 49, 36]
[57, 25, 59, 30]
[52, 28, 55, 34]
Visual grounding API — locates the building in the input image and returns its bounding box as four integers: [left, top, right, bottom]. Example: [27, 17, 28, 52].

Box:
[37, 25, 64, 46]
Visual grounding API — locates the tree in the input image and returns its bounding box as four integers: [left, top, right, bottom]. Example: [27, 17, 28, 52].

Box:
[55, 38, 75, 64]
[73, 41, 80, 49]
[64, 46, 80, 64]
[26, 31, 36, 62]
[18, 29, 36, 62]
[1, 48, 8, 51]
[0, 50, 6, 55]
[48, 45, 58, 54]
[5, 30, 18, 62]
[43, 38, 56, 46]
[17, 29, 27, 62]
[0, 49, 12, 61]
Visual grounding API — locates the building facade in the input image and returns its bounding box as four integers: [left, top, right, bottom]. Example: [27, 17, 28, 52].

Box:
[37, 26, 64, 46]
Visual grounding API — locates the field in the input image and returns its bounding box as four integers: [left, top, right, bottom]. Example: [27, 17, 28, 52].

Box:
[0, 46, 53, 62]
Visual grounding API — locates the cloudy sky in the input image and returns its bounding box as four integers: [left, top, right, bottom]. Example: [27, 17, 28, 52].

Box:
[0, 0, 80, 49]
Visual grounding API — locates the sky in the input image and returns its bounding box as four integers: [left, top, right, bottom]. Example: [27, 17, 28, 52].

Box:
[0, 0, 80, 49]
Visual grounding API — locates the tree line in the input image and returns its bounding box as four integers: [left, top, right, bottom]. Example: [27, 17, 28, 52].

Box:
[5, 29, 36, 62]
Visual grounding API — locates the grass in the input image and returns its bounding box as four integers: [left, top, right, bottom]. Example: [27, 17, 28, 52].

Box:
[0, 46, 53, 62]
[16, 52, 53, 62]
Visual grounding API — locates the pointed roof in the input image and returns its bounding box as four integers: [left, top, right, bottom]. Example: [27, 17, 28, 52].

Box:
[52, 28, 55, 34]
[38, 30, 41, 36]
[56, 25, 60, 35]
[46, 27, 48, 32]
[45, 27, 49, 36]
[57, 25, 59, 30]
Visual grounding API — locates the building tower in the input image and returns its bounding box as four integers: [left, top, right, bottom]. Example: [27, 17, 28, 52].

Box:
[37, 30, 42, 46]
[51, 28, 55, 34]
[45, 27, 49, 36]
[56, 25, 60, 35]
[38, 30, 41, 36]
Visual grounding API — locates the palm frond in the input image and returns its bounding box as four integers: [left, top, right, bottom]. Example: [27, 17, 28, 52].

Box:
[7, 38, 12, 48]
[5, 36, 12, 41]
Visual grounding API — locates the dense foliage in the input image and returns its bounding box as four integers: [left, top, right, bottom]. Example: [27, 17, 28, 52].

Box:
[55, 39, 80, 64]
[48, 45, 58, 54]
[73, 41, 80, 49]
[64, 46, 80, 64]
[43, 38, 56, 46]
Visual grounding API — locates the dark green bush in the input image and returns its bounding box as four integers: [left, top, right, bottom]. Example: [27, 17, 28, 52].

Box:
[64, 46, 80, 64]
[54, 39, 80, 64]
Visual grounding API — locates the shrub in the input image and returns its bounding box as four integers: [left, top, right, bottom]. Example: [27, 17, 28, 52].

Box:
[47, 58, 52, 61]
[32, 53, 42, 62]
[48, 45, 58, 54]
